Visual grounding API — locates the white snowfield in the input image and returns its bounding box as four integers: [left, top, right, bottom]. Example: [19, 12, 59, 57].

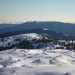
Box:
[0, 49, 75, 75]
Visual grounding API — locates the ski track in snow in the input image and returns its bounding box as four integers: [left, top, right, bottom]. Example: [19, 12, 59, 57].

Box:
[0, 49, 75, 75]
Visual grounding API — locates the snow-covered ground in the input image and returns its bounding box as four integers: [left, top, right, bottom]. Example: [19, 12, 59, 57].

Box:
[0, 33, 42, 47]
[0, 49, 75, 75]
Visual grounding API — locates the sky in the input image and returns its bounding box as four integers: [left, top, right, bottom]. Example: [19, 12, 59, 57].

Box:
[0, 0, 75, 23]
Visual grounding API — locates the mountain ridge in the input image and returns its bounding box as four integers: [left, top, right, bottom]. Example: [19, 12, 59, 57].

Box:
[0, 21, 75, 37]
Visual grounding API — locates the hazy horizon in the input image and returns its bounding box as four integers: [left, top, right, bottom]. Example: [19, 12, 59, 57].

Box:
[0, 0, 75, 23]
[0, 21, 75, 24]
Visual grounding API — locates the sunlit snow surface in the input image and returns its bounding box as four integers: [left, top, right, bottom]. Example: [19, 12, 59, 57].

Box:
[0, 33, 42, 47]
[0, 49, 75, 75]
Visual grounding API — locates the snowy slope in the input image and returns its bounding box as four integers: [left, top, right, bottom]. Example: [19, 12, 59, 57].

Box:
[0, 49, 75, 75]
[0, 33, 42, 47]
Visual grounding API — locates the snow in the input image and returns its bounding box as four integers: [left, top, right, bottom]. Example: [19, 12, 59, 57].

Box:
[0, 33, 42, 47]
[43, 28, 49, 30]
[21, 33, 42, 40]
[0, 49, 75, 75]
[54, 44, 62, 48]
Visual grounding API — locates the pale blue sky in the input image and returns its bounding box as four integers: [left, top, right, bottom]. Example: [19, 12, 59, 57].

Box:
[0, 0, 75, 23]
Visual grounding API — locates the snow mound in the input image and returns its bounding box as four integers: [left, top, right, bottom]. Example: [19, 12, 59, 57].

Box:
[0, 49, 75, 75]
[0, 33, 42, 47]
[28, 49, 43, 54]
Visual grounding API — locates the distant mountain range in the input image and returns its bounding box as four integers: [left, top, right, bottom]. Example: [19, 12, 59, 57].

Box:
[0, 23, 16, 30]
[0, 21, 75, 39]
